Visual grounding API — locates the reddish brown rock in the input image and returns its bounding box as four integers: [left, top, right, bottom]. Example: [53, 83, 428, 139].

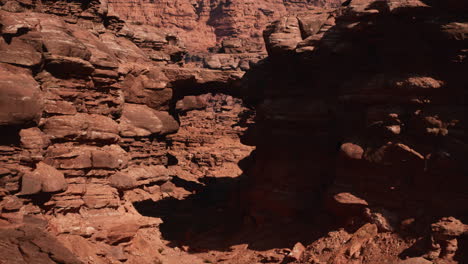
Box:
[99, 32, 149, 63]
[19, 127, 50, 150]
[326, 192, 369, 219]
[0, 195, 23, 211]
[20, 162, 67, 195]
[42, 113, 120, 143]
[43, 98, 78, 116]
[108, 171, 137, 190]
[2, 0, 466, 263]
[109, 165, 172, 190]
[0, 37, 42, 67]
[44, 144, 128, 170]
[264, 16, 302, 55]
[44, 54, 95, 77]
[431, 217, 466, 237]
[162, 66, 244, 86]
[71, 28, 120, 69]
[1, 0, 24, 13]
[364, 207, 398, 232]
[328, 223, 378, 263]
[0, 9, 36, 35]
[32, 15, 91, 60]
[106, 222, 140, 245]
[426, 217, 467, 261]
[176, 95, 208, 112]
[289, 242, 306, 261]
[0, 224, 83, 264]
[364, 142, 425, 167]
[82, 182, 119, 209]
[119, 103, 179, 137]
[0, 63, 43, 126]
[121, 67, 172, 110]
[339, 143, 364, 160]
[0, 1, 257, 263]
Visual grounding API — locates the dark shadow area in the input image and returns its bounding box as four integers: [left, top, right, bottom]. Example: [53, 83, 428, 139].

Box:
[134, 173, 336, 252]
[22, 193, 54, 208]
[455, 236, 468, 263]
[0, 125, 22, 146]
[399, 237, 430, 260]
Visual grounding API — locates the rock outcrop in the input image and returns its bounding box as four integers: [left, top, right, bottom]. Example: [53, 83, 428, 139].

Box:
[0, 64, 43, 126]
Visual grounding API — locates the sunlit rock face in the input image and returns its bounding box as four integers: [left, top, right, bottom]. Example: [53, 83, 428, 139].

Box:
[0, 1, 254, 263]
[107, 0, 342, 52]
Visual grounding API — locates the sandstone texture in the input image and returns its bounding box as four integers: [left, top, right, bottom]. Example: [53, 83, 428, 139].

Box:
[0, 1, 253, 263]
[0, 0, 467, 263]
[106, 0, 342, 52]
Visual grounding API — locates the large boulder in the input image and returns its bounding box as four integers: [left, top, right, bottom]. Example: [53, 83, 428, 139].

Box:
[109, 165, 172, 190]
[99, 33, 149, 63]
[71, 28, 119, 69]
[119, 103, 179, 137]
[42, 113, 120, 143]
[34, 15, 91, 60]
[0, 37, 42, 67]
[175, 95, 208, 112]
[19, 127, 50, 149]
[122, 68, 173, 110]
[325, 192, 369, 218]
[20, 162, 68, 195]
[44, 54, 95, 77]
[0, 9, 38, 36]
[0, 63, 43, 126]
[263, 16, 302, 56]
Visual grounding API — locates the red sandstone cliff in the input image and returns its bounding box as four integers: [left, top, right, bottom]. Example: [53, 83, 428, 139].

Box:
[0, 0, 467, 263]
[0, 1, 253, 263]
[106, 0, 342, 52]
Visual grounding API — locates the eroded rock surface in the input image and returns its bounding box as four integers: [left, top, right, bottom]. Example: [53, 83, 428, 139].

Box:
[0, 0, 467, 263]
[0, 1, 253, 263]
[106, 0, 342, 52]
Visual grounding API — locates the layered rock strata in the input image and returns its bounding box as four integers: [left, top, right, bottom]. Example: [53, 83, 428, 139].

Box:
[0, 1, 252, 263]
[1, 0, 467, 263]
[106, 0, 342, 52]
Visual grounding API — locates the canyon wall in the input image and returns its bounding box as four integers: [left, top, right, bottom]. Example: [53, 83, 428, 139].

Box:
[0, 1, 253, 263]
[0, 0, 467, 263]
